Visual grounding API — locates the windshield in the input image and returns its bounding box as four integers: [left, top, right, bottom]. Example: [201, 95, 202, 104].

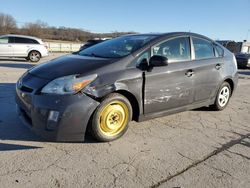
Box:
[78, 35, 157, 58]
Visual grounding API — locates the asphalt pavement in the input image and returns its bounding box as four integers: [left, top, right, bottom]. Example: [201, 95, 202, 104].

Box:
[0, 54, 249, 188]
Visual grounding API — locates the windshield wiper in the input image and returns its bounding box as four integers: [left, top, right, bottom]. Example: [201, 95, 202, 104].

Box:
[80, 52, 119, 58]
[90, 53, 106, 58]
[80, 52, 105, 58]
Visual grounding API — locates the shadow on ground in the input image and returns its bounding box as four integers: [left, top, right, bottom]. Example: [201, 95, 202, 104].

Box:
[0, 58, 28, 62]
[0, 143, 42, 151]
[0, 63, 34, 69]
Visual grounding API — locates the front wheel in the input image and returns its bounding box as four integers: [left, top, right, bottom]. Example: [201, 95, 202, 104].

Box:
[91, 93, 132, 142]
[28, 51, 41, 62]
[212, 82, 231, 111]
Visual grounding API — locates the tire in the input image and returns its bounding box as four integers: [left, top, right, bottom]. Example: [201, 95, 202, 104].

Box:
[212, 82, 231, 111]
[91, 93, 132, 142]
[28, 51, 41, 62]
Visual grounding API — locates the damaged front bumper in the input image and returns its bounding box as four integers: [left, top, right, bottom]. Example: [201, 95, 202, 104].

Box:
[16, 83, 99, 142]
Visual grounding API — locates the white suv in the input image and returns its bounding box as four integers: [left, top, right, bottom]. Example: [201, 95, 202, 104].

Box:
[0, 34, 48, 62]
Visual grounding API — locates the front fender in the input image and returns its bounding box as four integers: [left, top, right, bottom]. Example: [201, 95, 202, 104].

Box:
[84, 82, 129, 98]
[82, 69, 144, 117]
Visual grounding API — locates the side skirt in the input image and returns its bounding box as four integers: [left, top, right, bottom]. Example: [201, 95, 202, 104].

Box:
[137, 98, 215, 122]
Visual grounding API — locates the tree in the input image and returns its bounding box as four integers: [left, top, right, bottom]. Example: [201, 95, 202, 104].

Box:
[0, 12, 136, 41]
[23, 20, 48, 38]
[0, 13, 17, 34]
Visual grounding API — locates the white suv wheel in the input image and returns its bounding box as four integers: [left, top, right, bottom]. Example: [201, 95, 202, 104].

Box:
[29, 51, 41, 62]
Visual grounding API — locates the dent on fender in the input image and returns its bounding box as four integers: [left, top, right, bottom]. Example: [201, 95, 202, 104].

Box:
[83, 81, 128, 99]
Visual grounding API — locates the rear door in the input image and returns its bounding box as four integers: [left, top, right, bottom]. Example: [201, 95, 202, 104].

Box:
[190, 37, 223, 102]
[13, 37, 38, 57]
[0, 37, 13, 56]
[144, 36, 195, 114]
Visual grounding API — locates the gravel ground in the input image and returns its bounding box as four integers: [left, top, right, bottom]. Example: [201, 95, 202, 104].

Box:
[0, 54, 249, 188]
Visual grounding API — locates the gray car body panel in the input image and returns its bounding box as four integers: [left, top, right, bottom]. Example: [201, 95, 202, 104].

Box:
[15, 32, 238, 141]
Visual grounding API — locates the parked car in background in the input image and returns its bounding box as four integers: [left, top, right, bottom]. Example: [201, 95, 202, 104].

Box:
[0, 34, 48, 62]
[79, 38, 110, 51]
[16, 32, 238, 142]
[235, 53, 250, 68]
[216, 40, 250, 68]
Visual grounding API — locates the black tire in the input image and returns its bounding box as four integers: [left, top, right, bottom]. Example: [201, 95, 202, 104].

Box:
[28, 51, 41, 62]
[91, 93, 132, 142]
[211, 82, 231, 111]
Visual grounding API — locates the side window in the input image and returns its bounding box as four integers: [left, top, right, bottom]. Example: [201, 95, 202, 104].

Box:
[15, 37, 28, 43]
[29, 39, 39, 44]
[14, 37, 39, 44]
[152, 37, 191, 62]
[9, 37, 15, 43]
[0, 37, 9, 44]
[193, 38, 215, 59]
[214, 45, 224, 57]
[131, 51, 150, 67]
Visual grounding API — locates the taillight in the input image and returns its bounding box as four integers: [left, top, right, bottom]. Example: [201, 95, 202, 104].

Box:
[233, 55, 238, 69]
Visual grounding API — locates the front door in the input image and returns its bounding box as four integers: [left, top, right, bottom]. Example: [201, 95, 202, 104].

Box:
[144, 36, 195, 114]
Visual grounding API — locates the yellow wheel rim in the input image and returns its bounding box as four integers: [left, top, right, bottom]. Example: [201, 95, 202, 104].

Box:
[99, 100, 129, 137]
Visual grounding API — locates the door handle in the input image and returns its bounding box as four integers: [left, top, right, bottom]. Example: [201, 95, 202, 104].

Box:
[185, 69, 194, 77]
[215, 64, 222, 70]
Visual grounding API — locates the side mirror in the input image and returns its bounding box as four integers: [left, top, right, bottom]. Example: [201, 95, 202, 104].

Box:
[149, 55, 168, 67]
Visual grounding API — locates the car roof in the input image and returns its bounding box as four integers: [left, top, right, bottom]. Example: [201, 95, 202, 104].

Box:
[124, 32, 213, 41]
[0, 34, 41, 41]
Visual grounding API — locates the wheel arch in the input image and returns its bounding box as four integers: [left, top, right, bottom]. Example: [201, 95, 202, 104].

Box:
[84, 80, 142, 121]
[115, 90, 140, 121]
[224, 78, 235, 95]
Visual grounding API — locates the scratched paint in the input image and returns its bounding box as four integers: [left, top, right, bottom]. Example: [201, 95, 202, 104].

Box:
[145, 95, 172, 104]
[145, 87, 191, 105]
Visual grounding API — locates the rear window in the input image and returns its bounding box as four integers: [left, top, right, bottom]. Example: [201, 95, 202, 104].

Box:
[14, 37, 39, 44]
[193, 38, 215, 59]
[214, 45, 224, 57]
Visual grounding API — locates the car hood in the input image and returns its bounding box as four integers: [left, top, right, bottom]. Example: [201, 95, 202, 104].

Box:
[29, 54, 117, 80]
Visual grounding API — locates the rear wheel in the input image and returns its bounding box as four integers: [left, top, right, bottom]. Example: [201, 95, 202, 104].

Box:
[91, 93, 132, 142]
[212, 82, 231, 111]
[28, 51, 41, 62]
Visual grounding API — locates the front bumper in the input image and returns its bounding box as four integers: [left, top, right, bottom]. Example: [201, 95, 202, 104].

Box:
[16, 85, 99, 142]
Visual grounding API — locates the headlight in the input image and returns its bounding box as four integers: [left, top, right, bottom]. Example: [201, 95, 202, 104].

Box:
[41, 74, 97, 95]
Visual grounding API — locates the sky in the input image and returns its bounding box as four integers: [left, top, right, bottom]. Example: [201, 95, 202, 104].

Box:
[0, 0, 250, 41]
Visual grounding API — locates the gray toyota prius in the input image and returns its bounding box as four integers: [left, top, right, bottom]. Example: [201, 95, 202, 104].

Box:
[16, 32, 238, 142]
